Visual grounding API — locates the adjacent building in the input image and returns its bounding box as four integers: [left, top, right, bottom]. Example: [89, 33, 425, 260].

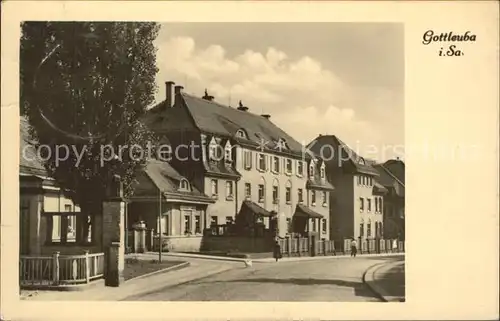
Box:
[307, 134, 385, 241]
[19, 116, 82, 255]
[373, 159, 405, 240]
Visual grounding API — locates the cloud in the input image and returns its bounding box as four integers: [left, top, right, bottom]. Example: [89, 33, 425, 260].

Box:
[154, 35, 402, 161]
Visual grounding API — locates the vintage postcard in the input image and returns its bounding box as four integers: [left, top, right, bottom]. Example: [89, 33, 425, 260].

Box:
[1, 1, 498, 320]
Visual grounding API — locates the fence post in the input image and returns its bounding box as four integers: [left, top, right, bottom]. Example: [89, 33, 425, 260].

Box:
[52, 251, 60, 285]
[84, 250, 90, 284]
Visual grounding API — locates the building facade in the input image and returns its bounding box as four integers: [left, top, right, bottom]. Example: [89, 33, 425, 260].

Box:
[143, 82, 334, 241]
[307, 135, 384, 241]
[20, 117, 83, 255]
[373, 159, 405, 240]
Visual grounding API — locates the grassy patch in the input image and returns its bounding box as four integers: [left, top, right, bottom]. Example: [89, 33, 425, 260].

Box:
[123, 258, 186, 281]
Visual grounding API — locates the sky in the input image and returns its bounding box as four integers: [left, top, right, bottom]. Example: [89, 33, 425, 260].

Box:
[153, 23, 404, 162]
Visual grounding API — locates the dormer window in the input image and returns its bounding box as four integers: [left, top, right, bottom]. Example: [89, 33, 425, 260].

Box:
[224, 141, 232, 164]
[309, 163, 314, 177]
[209, 137, 217, 161]
[236, 129, 247, 139]
[358, 157, 365, 165]
[275, 138, 288, 151]
[179, 179, 190, 191]
[320, 164, 325, 179]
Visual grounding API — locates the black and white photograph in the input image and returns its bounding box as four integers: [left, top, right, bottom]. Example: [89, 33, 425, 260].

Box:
[1, 1, 498, 320]
[17, 21, 405, 302]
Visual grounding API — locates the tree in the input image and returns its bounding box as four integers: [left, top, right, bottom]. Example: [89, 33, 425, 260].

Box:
[20, 22, 160, 242]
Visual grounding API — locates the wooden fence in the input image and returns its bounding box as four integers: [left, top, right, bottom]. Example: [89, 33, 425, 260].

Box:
[19, 251, 105, 287]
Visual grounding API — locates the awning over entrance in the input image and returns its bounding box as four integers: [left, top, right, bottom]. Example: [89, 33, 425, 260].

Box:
[294, 204, 324, 219]
[241, 200, 275, 217]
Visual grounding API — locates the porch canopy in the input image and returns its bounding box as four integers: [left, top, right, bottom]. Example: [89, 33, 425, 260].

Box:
[294, 204, 324, 219]
[241, 200, 275, 217]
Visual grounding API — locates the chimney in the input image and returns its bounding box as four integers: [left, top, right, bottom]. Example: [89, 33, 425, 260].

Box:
[164, 81, 175, 109]
[237, 100, 249, 112]
[202, 88, 214, 102]
[174, 85, 184, 95]
[261, 114, 271, 120]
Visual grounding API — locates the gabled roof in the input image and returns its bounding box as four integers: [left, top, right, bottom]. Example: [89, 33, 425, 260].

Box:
[307, 135, 379, 176]
[241, 200, 275, 217]
[180, 93, 305, 156]
[20, 116, 47, 176]
[134, 159, 213, 203]
[294, 204, 324, 218]
[373, 162, 404, 197]
[382, 159, 405, 185]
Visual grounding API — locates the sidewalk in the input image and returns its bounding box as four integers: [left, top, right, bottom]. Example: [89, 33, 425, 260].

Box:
[363, 259, 405, 302]
[25, 256, 240, 301]
[158, 251, 405, 263]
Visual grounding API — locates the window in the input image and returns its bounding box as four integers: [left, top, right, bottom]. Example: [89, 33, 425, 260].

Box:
[226, 216, 234, 225]
[375, 221, 378, 237]
[258, 153, 267, 171]
[225, 147, 232, 163]
[211, 179, 218, 197]
[184, 215, 192, 235]
[322, 219, 327, 233]
[362, 176, 366, 185]
[226, 181, 234, 199]
[272, 186, 279, 203]
[285, 187, 291, 203]
[245, 183, 251, 198]
[309, 164, 314, 177]
[236, 129, 246, 139]
[311, 190, 316, 205]
[286, 159, 293, 174]
[244, 150, 252, 169]
[180, 179, 189, 190]
[322, 191, 328, 206]
[312, 219, 316, 232]
[320, 166, 325, 179]
[375, 198, 379, 212]
[210, 216, 218, 227]
[367, 222, 371, 237]
[368, 177, 372, 186]
[195, 215, 201, 234]
[359, 197, 364, 211]
[379, 222, 384, 237]
[64, 205, 76, 242]
[298, 188, 303, 203]
[357, 175, 362, 185]
[209, 140, 217, 161]
[367, 199, 372, 212]
[297, 161, 303, 176]
[258, 184, 265, 202]
[359, 223, 364, 237]
[379, 198, 383, 213]
[273, 156, 280, 173]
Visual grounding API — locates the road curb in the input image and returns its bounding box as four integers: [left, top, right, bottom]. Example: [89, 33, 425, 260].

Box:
[363, 260, 405, 302]
[254, 253, 405, 263]
[118, 265, 236, 301]
[125, 261, 190, 282]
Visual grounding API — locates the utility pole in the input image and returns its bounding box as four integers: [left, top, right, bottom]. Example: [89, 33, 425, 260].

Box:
[158, 189, 162, 263]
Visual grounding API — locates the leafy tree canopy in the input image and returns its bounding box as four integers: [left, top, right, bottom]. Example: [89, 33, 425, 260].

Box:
[20, 22, 160, 212]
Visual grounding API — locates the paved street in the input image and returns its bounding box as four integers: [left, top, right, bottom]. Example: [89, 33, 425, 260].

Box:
[371, 260, 405, 301]
[123, 255, 404, 301]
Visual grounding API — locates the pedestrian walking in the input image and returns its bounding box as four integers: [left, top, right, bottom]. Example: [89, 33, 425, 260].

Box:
[273, 240, 282, 262]
[350, 238, 357, 257]
[392, 239, 398, 252]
